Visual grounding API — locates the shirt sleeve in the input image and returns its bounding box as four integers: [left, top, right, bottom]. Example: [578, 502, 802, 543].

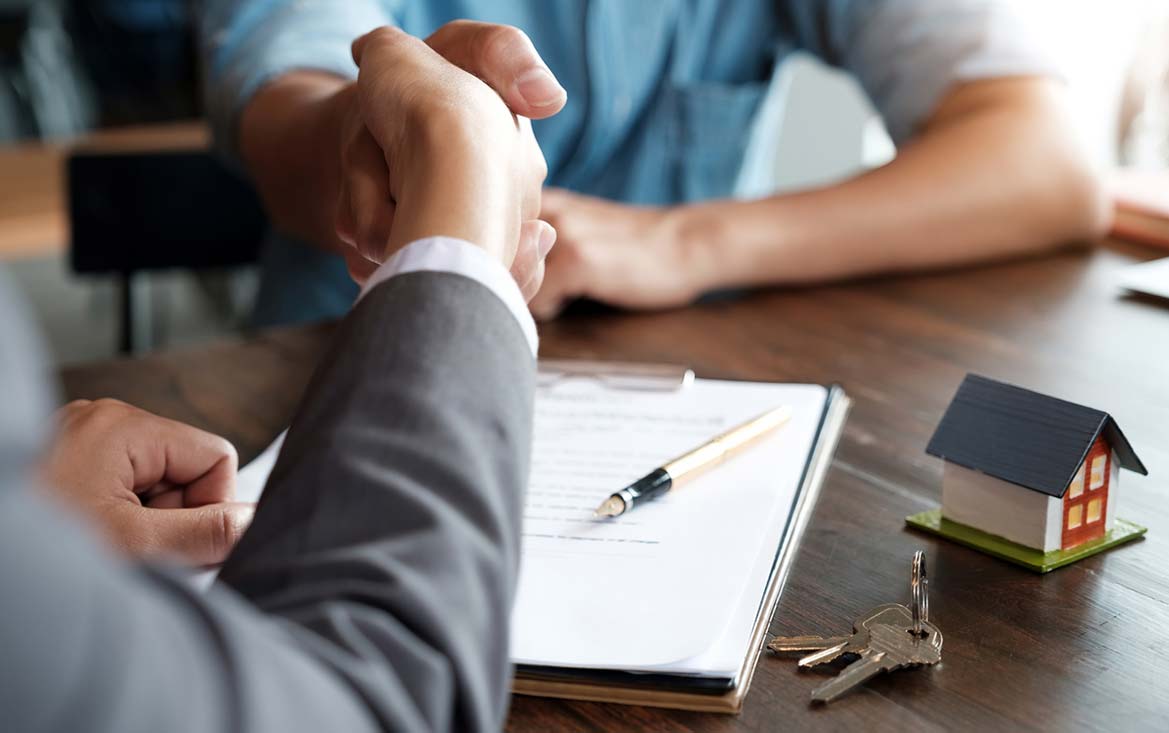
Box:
[780, 0, 1061, 143]
[358, 237, 539, 358]
[199, 0, 393, 160]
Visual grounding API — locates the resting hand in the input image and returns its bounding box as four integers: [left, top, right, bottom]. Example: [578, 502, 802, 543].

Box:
[335, 22, 564, 299]
[39, 399, 253, 565]
[530, 189, 700, 319]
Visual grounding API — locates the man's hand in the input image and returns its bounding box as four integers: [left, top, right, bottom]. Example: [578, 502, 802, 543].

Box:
[532, 77, 1108, 319]
[240, 21, 565, 302]
[39, 399, 253, 565]
[335, 24, 559, 292]
[529, 188, 702, 319]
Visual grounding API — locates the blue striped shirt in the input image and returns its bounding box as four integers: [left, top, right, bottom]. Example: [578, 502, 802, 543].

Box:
[200, 0, 1054, 324]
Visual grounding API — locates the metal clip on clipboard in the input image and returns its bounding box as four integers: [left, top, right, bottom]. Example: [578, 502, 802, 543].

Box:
[537, 359, 695, 391]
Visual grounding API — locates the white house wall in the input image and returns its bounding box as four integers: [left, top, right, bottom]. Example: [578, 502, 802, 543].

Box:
[942, 463, 1053, 551]
[1042, 495, 1063, 552]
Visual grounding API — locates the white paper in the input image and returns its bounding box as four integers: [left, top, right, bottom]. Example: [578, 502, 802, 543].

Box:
[513, 379, 826, 674]
[212, 379, 827, 677]
[1118, 257, 1169, 300]
[190, 434, 284, 588]
[235, 432, 284, 504]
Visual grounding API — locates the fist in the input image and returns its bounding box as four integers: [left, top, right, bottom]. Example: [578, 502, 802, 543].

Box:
[40, 399, 253, 565]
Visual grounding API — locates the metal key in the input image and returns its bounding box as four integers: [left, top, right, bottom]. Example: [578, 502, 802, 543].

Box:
[810, 616, 943, 703]
[768, 603, 914, 668]
[767, 635, 852, 654]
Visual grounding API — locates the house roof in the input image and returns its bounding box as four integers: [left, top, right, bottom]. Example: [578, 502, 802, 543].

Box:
[926, 374, 1148, 498]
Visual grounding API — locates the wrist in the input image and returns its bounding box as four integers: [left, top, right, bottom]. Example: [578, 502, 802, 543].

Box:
[239, 72, 352, 249]
[666, 203, 725, 296]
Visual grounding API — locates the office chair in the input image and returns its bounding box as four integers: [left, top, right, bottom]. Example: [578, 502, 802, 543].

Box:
[67, 150, 267, 353]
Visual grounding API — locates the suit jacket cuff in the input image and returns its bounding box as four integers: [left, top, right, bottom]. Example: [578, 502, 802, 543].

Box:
[357, 237, 538, 358]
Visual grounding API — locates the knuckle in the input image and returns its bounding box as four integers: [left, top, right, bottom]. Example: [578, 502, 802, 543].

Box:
[366, 25, 401, 48]
[476, 24, 527, 67]
[83, 398, 132, 425]
[214, 437, 238, 465]
[60, 399, 93, 418]
[356, 27, 409, 67]
[438, 19, 474, 39]
[91, 397, 128, 411]
[203, 509, 235, 558]
[527, 142, 549, 182]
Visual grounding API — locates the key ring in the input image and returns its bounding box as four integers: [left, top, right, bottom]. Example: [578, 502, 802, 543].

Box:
[910, 550, 928, 635]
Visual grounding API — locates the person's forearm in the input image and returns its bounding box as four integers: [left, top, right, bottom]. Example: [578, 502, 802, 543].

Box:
[220, 272, 533, 730]
[238, 69, 521, 261]
[239, 71, 351, 253]
[677, 78, 1110, 290]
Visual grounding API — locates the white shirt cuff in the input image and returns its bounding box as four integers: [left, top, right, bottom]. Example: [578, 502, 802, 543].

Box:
[356, 237, 538, 358]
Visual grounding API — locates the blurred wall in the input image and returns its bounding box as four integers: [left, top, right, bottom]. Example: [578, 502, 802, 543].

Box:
[1021, 0, 1166, 166]
[742, 0, 1169, 199]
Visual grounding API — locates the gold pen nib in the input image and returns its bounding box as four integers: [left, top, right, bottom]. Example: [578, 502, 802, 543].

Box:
[593, 495, 627, 518]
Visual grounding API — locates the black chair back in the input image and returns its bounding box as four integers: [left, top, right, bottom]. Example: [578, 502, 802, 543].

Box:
[67, 150, 267, 351]
[68, 150, 265, 273]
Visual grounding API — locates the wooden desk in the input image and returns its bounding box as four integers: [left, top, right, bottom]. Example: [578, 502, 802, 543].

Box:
[60, 244, 1169, 730]
[0, 121, 208, 259]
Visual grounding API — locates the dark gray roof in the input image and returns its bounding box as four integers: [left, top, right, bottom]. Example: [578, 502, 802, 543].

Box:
[926, 374, 1147, 497]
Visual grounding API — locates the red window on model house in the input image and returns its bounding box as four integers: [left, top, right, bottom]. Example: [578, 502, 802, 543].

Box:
[1062, 436, 1110, 550]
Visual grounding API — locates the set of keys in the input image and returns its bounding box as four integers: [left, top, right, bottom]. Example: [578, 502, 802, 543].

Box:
[768, 551, 943, 703]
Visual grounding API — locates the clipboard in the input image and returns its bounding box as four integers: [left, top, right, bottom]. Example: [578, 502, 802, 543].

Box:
[513, 360, 851, 713]
[538, 359, 694, 391]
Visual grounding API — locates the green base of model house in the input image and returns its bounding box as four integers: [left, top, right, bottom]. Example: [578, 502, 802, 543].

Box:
[905, 509, 1147, 573]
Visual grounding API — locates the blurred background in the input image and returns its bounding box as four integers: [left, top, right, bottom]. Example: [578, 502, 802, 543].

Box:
[1, 0, 1167, 365]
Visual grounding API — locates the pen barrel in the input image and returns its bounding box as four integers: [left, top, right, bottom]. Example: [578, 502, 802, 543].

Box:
[664, 406, 791, 484]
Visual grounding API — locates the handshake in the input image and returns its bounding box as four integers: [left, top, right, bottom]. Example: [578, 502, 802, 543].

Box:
[41, 22, 568, 565]
[246, 21, 567, 303]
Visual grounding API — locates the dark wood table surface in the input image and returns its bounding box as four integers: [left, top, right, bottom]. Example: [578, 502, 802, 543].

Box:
[61, 242, 1169, 731]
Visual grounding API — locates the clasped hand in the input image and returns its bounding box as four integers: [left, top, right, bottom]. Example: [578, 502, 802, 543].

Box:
[334, 22, 566, 299]
[40, 25, 570, 564]
[329, 25, 699, 318]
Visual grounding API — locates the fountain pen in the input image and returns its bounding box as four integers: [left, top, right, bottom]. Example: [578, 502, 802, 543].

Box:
[593, 405, 792, 518]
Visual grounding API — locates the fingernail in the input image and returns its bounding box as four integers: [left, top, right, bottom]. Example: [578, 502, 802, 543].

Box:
[515, 68, 566, 109]
[538, 223, 557, 257]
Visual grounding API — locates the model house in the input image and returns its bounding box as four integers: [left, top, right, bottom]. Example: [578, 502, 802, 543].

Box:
[925, 374, 1147, 553]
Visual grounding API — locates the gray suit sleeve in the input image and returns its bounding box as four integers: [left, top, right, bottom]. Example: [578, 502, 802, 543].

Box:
[0, 271, 534, 733]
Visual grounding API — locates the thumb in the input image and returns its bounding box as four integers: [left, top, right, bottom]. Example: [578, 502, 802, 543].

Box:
[424, 21, 566, 118]
[125, 502, 255, 566]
